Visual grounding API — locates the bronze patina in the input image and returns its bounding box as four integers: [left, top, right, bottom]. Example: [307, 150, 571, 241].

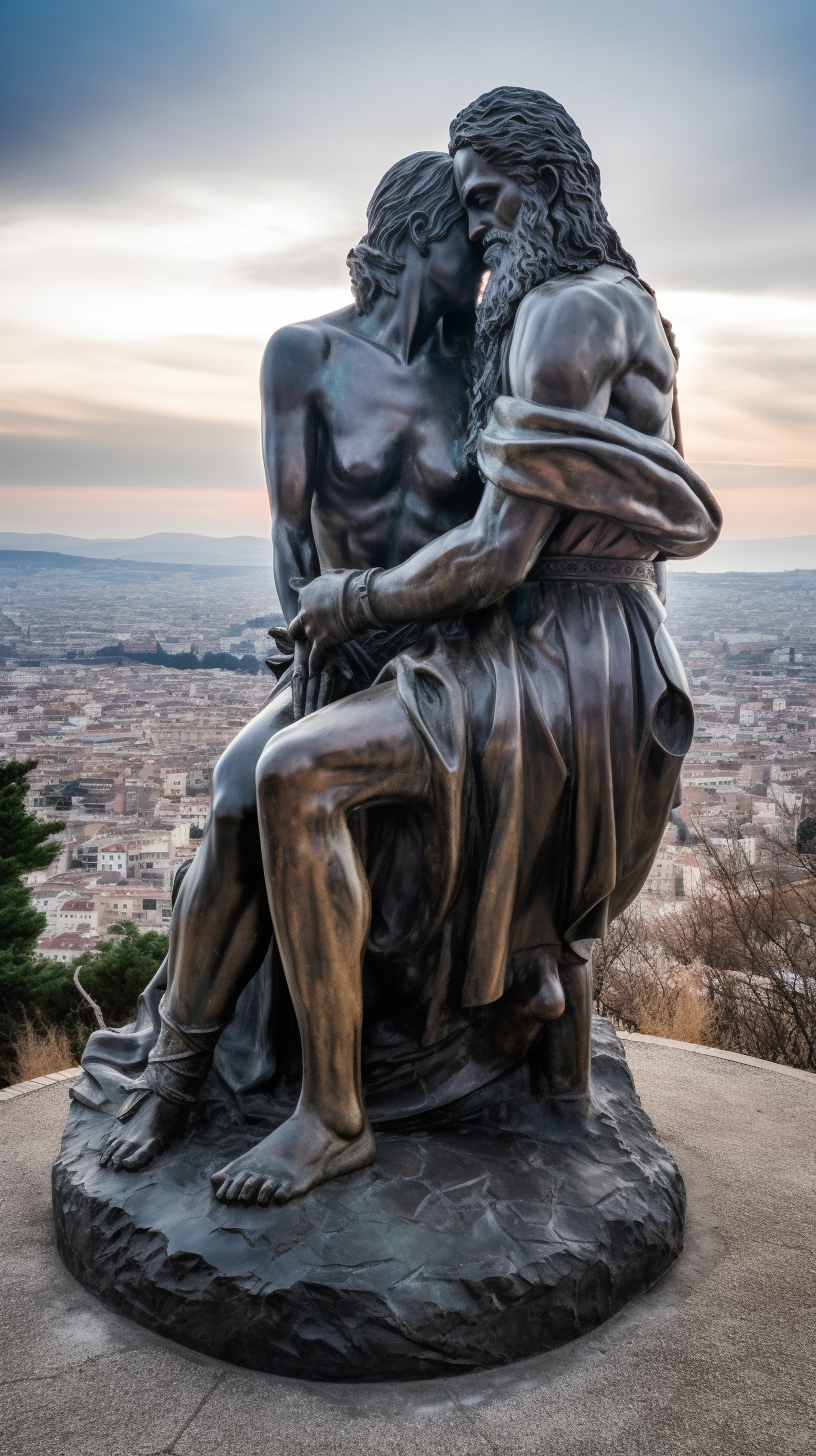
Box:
[85, 90, 720, 1200]
[59, 91, 720, 1375]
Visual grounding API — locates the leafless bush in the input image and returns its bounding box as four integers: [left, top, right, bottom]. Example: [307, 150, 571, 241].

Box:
[593, 903, 710, 1044]
[656, 829, 816, 1070]
[595, 823, 816, 1071]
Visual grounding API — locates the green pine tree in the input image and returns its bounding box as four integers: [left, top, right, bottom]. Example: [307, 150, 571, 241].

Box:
[0, 759, 66, 1066]
[0, 759, 169, 1082]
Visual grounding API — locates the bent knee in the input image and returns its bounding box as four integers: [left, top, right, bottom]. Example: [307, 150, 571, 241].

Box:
[210, 754, 259, 832]
[256, 726, 323, 807]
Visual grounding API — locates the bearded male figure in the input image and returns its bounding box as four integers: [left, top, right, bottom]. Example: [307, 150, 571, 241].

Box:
[183, 86, 721, 1208]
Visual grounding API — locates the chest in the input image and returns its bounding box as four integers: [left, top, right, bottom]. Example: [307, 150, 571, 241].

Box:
[319, 351, 467, 495]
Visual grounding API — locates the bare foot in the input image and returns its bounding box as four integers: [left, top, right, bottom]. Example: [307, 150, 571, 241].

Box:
[210, 1107, 375, 1206]
[100, 1092, 188, 1170]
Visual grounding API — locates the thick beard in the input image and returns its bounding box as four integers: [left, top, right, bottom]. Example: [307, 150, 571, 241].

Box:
[468, 197, 557, 457]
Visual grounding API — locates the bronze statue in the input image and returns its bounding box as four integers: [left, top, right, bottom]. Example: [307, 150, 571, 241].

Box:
[84, 89, 720, 1209]
[91, 150, 485, 1161]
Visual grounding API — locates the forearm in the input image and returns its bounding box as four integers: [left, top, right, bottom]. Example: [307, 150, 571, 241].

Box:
[289, 487, 558, 668]
[368, 488, 559, 625]
[273, 524, 321, 623]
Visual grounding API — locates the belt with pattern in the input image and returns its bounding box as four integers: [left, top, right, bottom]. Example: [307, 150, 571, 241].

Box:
[527, 555, 657, 587]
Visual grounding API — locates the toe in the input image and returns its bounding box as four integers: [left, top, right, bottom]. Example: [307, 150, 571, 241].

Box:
[224, 1174, 249, 1203]
[238, 1175, 263, 1203]
[120, 1141, 154, 1170]
[256, 1179, 277, 1206]
[215, 1173, 241, 1203]
[108, 1140, 128, 1168]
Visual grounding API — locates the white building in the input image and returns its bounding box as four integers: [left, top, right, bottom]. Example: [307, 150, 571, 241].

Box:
[97, 842, 128, 875]
[162, 771, 187, 798]
[642, 849, 685, 901]
[36, 930, 99, 963]
[56, 898, 97, 930]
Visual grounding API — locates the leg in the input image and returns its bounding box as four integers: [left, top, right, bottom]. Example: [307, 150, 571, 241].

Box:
[101, 689, 293, 1170]
[211, 682, 431, 1205]
[534, 956, 594, 1113]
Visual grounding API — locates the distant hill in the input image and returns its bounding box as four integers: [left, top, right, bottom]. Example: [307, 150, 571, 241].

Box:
[1, 531, 814, 574]
[0, 549, 254, 578]
[0, 532, 272, 568]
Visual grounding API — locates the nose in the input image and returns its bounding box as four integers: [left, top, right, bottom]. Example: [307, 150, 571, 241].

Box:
[467, 209, 489, 244]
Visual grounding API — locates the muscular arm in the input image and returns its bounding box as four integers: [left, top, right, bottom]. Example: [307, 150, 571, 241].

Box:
[363, 283, 717, 624]
[366, 286, 637, 623]
[295, 283, 717, 650]
[261, 326, 322, 623]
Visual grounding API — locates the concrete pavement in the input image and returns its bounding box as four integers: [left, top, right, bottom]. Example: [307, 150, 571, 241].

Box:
[1, 1040, 814, 1456]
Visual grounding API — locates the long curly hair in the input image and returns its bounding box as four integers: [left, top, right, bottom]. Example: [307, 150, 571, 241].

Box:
[347, 152, 464, 315]
[449, 87, 640, 449]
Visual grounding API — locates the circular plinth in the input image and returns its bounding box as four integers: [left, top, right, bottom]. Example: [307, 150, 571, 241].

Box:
[52, 1020, 684, 1381]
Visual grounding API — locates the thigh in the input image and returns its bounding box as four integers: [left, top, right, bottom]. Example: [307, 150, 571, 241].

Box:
[213, 686, 294, 812]
[258, 681, 431, 815]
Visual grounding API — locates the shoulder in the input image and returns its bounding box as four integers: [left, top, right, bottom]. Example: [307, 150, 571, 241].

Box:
[260, 321, 327, 392]
[508, 269, 671, 407]
[514, 270, 644, 351]
[260, 307, 358, 395]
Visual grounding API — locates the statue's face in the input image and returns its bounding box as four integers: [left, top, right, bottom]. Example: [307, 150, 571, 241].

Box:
[424, 213, 484, 312]
[453, 148, 525, 268]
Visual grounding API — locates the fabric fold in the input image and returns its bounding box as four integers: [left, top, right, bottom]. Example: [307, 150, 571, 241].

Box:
[478, 396, 722, 558]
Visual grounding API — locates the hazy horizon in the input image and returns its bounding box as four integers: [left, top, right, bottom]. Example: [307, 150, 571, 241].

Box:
[3, 528, 815, 575]
[2, 0, 814, 540]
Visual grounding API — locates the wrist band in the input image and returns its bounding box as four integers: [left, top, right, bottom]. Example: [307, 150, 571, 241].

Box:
[342, 568, 384, 634]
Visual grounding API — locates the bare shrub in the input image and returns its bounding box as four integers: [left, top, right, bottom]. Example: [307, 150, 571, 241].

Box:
[657, 829, 816, 1070]
[595, 821, 816, 1071]
[593, 904, 710, 1044]
[9, 1014, 76, 1082]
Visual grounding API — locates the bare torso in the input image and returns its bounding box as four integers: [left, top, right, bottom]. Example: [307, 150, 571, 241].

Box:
[261, 305, 481, 618]
[507, 264, 677, 559]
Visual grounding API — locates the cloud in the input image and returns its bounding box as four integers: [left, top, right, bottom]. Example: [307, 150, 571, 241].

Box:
[662, 291, 816, 463]
[0, 411, 260, 490]
[3, 1, 814, 291]
[1, 0, 814, 538]
[238, 236, 355, 291]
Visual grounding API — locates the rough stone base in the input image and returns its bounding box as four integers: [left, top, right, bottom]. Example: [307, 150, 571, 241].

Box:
[52, 1019, 684, 1381]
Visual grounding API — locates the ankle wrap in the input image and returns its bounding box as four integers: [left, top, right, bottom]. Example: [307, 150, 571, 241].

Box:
[117, 999, 224, 1121]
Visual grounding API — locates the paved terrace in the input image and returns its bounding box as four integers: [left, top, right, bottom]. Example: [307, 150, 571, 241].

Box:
[1, 1040, 814, 1456]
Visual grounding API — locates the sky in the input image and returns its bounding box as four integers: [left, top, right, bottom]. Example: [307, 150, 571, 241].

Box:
[1, 0, 814, 541]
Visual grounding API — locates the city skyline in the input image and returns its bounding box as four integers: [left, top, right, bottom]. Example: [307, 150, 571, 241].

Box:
[2, 0, 814, 542]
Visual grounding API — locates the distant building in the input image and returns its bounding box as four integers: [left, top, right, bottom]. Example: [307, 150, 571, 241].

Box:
[97, 843, 127, 875]
[162, 771, 187, 798]
[56, 898, 97, 930]
[36, 930, 99, 963]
